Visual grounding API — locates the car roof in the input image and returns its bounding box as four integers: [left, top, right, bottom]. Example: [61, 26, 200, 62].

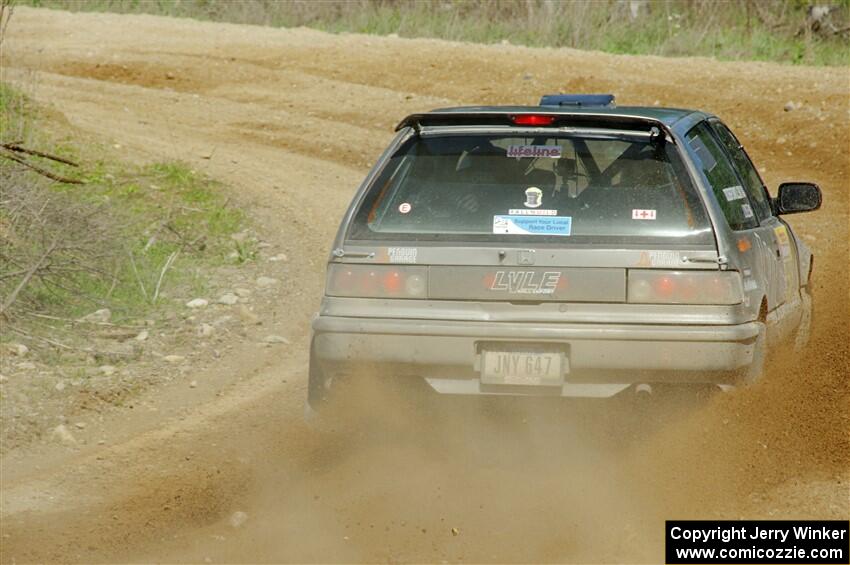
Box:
[396, 105, 713, 136]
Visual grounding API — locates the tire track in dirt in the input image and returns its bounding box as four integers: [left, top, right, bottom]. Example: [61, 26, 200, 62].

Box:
[1, 7, 848, 563]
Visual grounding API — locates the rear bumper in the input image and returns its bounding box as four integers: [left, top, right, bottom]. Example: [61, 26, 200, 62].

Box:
[311, 315, 761, 397]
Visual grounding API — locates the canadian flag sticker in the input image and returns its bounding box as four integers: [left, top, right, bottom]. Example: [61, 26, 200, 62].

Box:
[632, 209, 657, 220]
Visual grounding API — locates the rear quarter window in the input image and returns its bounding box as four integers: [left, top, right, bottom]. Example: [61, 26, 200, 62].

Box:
[686, 123, 759, 231]
[348, 132, 714, 245]
[709, 120, 773, 221]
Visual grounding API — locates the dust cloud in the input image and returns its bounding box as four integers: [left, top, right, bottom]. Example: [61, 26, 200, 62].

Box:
[141, 321, 848, 564]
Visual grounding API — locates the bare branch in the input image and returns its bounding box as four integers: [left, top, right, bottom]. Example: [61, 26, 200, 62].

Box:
[128, 249, 148, 301]
[152, 250, 179, 303]
[0, 0, 14, 50]
[0, 236, 60, 316]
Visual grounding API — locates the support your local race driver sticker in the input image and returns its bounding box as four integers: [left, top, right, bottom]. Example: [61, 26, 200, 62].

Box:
[493, 215, 572, 236]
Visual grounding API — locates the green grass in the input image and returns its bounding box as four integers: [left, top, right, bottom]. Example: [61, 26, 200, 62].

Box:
[19, 0, 850, 67]
[0, 82, 249, 327]
[52, 158, 246, 321]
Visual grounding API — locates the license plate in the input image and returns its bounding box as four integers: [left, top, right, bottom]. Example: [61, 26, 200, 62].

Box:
[481, 349, 564, 386]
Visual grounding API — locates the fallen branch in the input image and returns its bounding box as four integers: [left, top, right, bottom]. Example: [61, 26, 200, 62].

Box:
[9, 326, 76, 351]
[0, 149, 84, 184]
[0, 143, 80, 167]
[25, 311, 146, 329]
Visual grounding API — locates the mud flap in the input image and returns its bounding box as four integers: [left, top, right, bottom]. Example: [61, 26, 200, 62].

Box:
[740, 322, 768, 386]
[306, 340, 332, 412]
[793, 288, 813, 352]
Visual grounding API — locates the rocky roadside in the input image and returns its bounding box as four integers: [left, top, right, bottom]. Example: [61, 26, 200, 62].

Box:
[0, 228, 298, 454]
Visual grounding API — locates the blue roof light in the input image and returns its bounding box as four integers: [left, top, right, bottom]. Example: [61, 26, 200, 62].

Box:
[539, 94, 615, 108]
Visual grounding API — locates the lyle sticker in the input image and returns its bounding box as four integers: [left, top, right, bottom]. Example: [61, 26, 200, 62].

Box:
[493, 215, 572, 236]
[632, 209, 657, 220]
[722, 185, 747, 201]
[398, 202, 412, 214]
[506, 145, 562, 159]
[741, 203, 754, 219]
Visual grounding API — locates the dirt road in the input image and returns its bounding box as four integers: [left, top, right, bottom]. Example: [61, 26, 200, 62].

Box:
[1, 7, 848, 563]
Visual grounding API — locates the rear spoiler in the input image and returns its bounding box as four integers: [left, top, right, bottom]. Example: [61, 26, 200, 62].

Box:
[394, 111, 671, 141]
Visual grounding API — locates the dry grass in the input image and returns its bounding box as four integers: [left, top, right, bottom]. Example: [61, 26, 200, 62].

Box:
[20, 0, 850, 66]
[0, 82, 247, 333]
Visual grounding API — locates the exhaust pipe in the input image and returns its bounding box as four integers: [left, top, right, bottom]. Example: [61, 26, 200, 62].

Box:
[635, 383, 653, 396]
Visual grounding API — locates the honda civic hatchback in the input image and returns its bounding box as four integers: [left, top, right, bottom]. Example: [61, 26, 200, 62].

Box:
[308, 94, 821, 414]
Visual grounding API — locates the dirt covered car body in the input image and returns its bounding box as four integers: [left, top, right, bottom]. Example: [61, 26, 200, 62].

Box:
[308, 95, 821, 411]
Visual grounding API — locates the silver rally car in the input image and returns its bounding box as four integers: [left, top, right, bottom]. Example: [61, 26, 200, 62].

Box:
[308, 94, 821, 412]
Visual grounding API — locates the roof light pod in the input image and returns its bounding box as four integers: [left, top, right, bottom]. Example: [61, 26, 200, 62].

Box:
[539, 94, 615, 107]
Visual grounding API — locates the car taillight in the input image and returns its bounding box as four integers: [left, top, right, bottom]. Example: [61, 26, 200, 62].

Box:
[511, 114, 556, 126]
[327, 264, 428, 299]
[628, 270, 743, 305]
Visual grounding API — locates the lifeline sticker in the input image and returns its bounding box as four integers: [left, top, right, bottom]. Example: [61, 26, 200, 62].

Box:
[722, 185, 747, 201]
[741, 203, 754, 219]
[398, 202, 412, 214]
[632, 209, 657, 220]
[509, 209, 557, 216]
[493, 215, 572, 236]
[387, 247, 417, 264]
[506, 145, 562, 159]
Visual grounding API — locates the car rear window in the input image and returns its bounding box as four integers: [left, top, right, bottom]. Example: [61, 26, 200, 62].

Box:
[347, 132, 713, 245]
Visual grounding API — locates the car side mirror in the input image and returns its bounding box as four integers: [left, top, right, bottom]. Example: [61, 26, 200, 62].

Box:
[775, 182, 822, 214]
